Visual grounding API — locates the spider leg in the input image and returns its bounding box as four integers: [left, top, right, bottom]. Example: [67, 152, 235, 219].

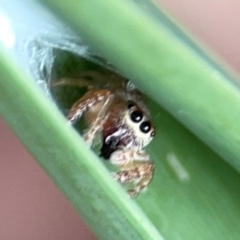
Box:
[110, 149, 154, 197]
[67, 88, 113, 146]
[83, 114, 109, 146]
[67, 89, 112, 122]
[51, 77, 93, 89]
[50, 71, 106, 89]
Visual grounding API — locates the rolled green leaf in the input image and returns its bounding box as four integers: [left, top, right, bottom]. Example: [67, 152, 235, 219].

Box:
[0, 47, 163, 240]
[42, 0, 240, 172]
[1, 0, 240, 239]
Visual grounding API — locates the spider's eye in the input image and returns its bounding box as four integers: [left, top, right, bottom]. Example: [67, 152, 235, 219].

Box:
[140, 121, 151, 133]
[130, 111, 143, 123]
[127, 101, 135, 109]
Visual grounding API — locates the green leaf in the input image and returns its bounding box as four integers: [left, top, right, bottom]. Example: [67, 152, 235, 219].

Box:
[42, 0, 240, 172]
[1, 0, 240, 239]
[0, 48, 163, 240]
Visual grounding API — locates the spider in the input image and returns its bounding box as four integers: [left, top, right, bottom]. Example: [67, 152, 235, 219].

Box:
[52, 70, 156, 197]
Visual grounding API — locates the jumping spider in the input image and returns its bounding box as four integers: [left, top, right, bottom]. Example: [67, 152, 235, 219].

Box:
[52, 70, 156, 197]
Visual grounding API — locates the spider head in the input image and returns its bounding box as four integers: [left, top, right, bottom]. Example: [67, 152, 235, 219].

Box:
[99, 100, 155, 159]
[124, 101, 156, 148]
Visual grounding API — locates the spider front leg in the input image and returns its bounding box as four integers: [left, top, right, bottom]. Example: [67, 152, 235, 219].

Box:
[110, 149, 154, 197]
[67, 89, 112, 122]
[67, 89, 112, 146]
[83, 114, 109, 146]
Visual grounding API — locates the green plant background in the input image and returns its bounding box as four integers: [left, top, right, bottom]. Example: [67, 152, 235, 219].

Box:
[1, 0, 240, 239]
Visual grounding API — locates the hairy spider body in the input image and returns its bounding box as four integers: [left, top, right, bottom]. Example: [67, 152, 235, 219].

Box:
[53, 70, 156, 197]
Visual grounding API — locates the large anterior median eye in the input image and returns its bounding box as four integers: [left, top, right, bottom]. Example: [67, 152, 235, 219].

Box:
[140, 121, 151, 133]
[130, 111, 143, 123]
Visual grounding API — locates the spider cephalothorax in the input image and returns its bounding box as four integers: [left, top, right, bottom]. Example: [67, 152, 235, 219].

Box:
[100, 100, 155, 153]
[53, 70, 156, 197]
